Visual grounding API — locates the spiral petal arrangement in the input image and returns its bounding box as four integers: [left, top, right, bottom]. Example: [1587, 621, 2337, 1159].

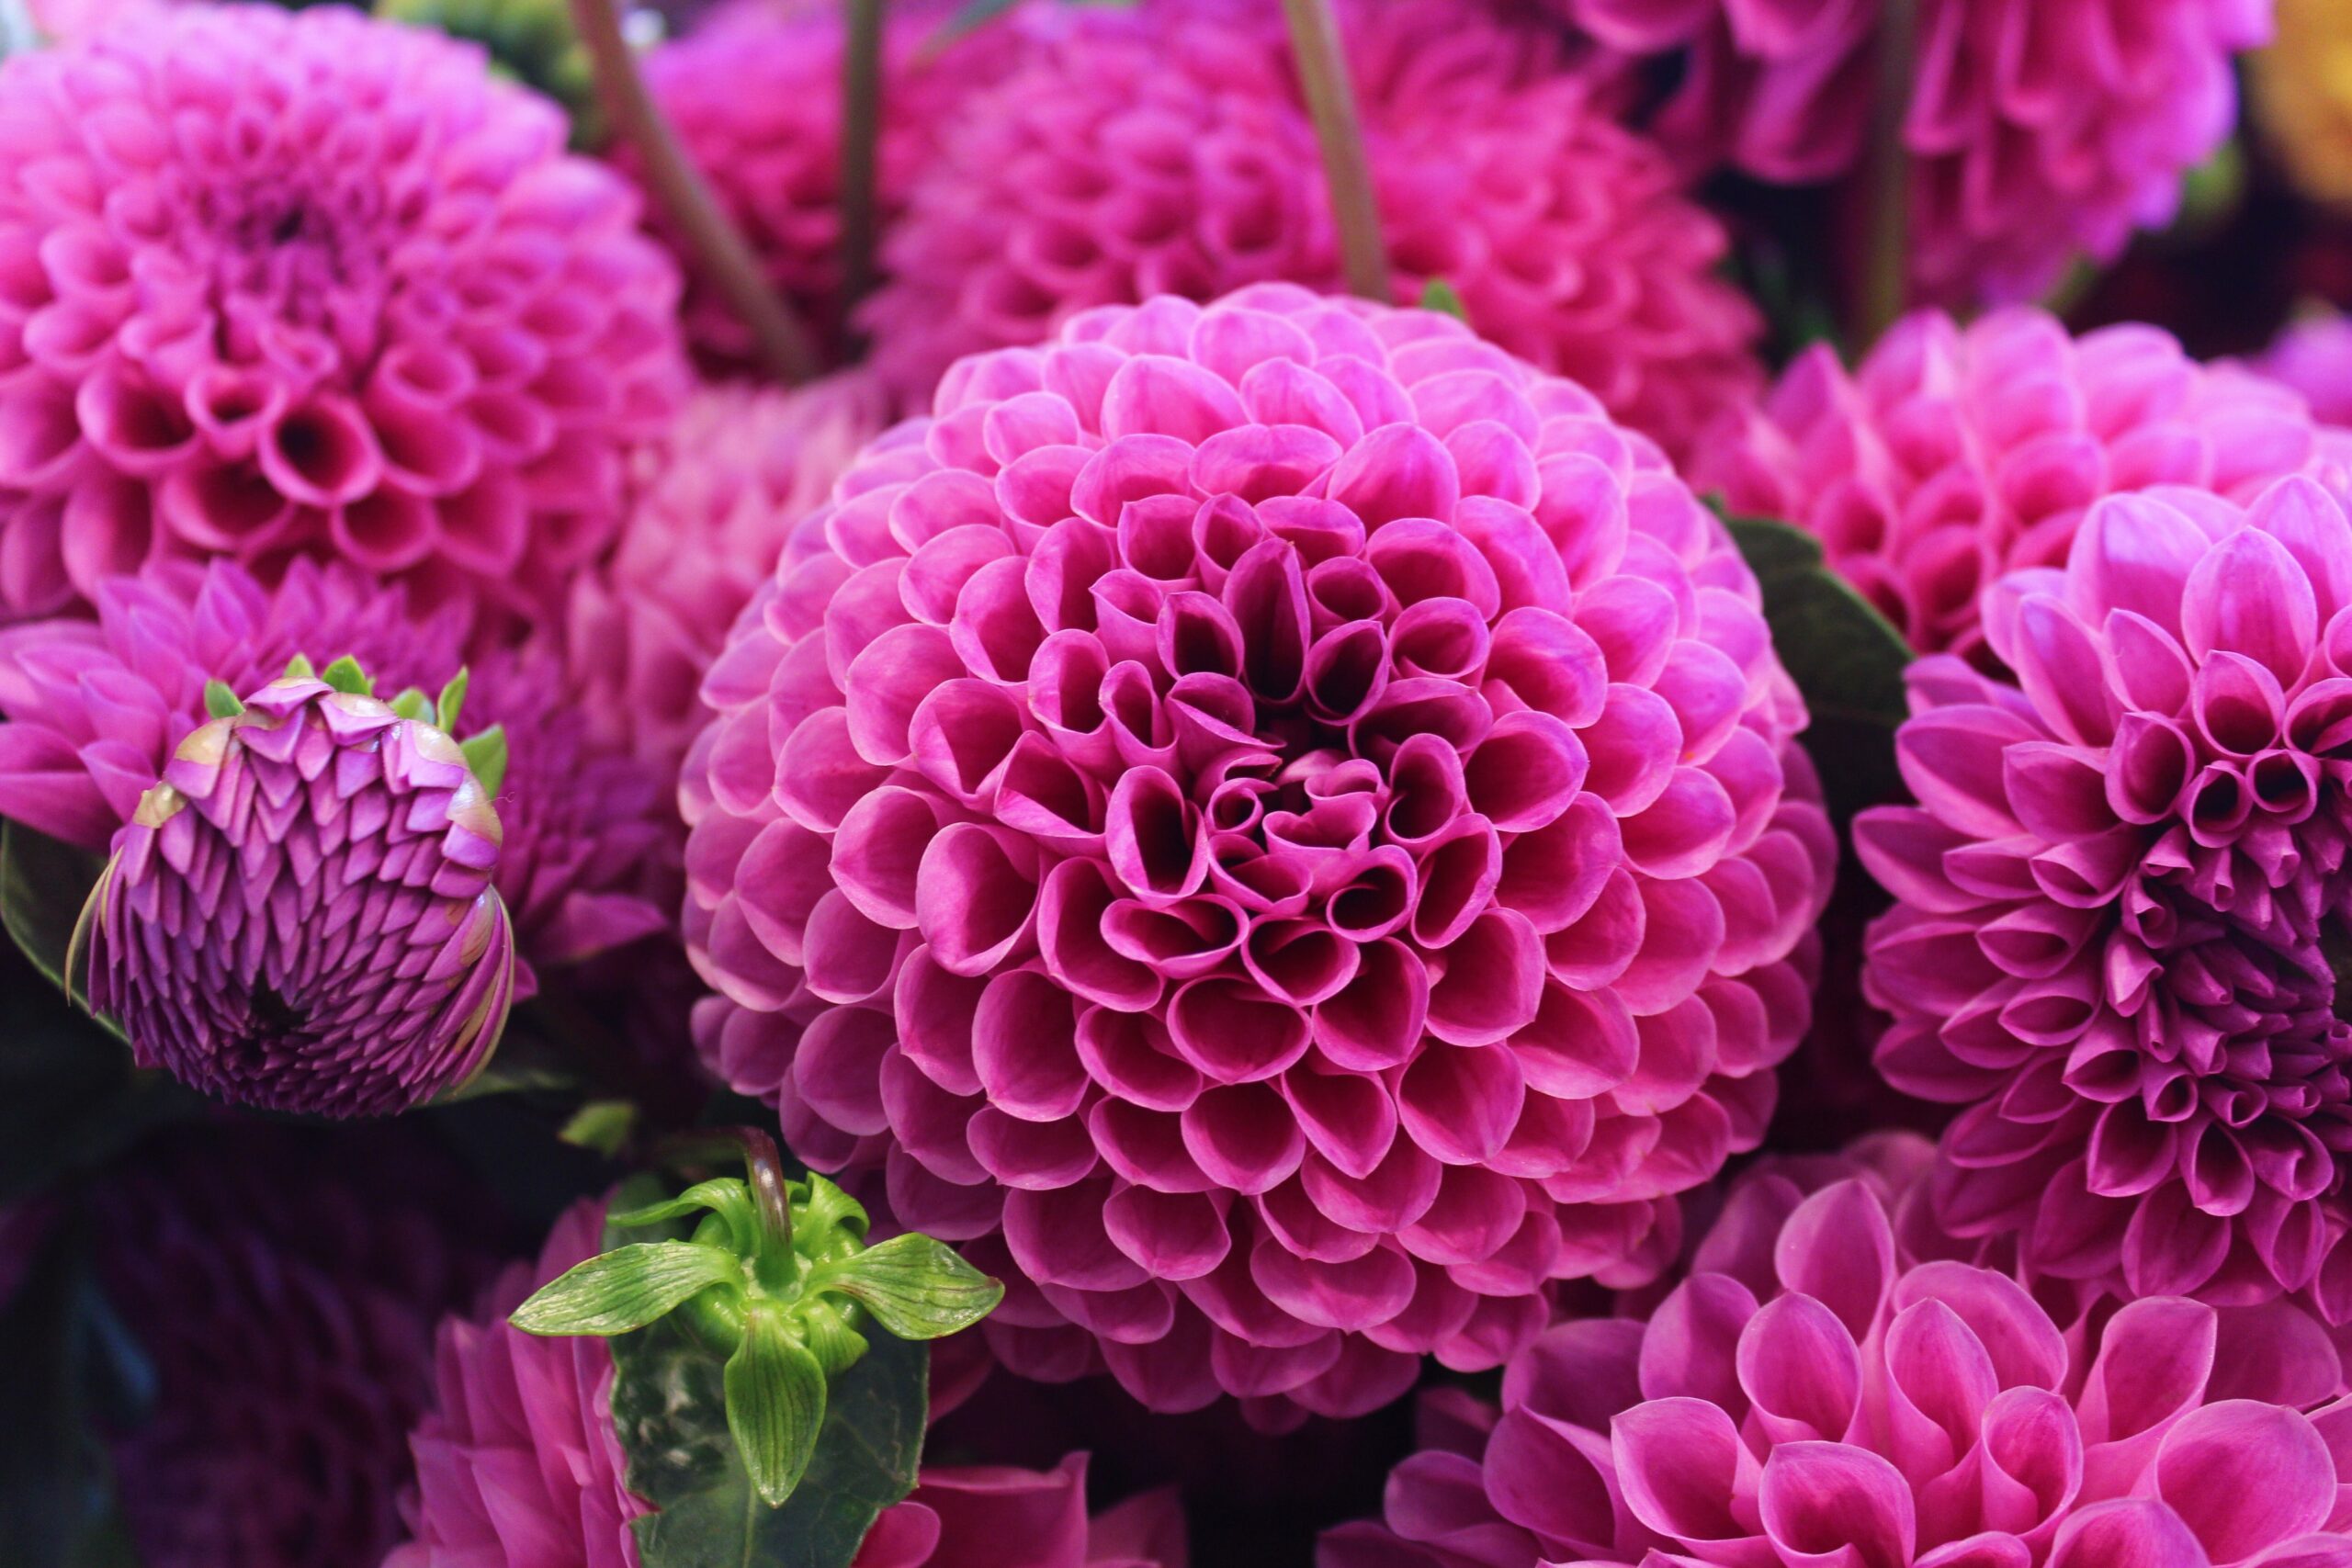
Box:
[0, 6, 687, 633]
[681, 283, 1835, 1418]
[1859, 474, 2352, 1320]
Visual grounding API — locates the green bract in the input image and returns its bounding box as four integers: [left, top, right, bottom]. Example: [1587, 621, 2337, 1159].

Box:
[509, 1170, 1002, 1508]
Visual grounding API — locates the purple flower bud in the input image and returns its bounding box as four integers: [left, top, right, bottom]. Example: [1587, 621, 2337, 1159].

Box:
[85, 672, 515, 1116]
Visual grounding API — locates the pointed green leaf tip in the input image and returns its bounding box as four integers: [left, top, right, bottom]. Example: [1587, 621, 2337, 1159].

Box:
[508, 1241, 741, 1337]
[388, 688, 434, 723]
[281, 653, 316, 681]
[435, 668, 470, 735]
[202, 681, 243, 720]
[1419, 277, 1468, 323]
[319, 656, 374, 696]
[726, 1306, 827, 1506]
[560, 1099, 638, 1157]
[809, 1234, 1004, 1341]
[460, 724, 507, 799]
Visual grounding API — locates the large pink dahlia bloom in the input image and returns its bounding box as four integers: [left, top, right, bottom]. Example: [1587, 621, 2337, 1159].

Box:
[1546, 0, 2268, 302]
[857, 0, 1759, 459]
[1858, 474, 2352, 1320]
[0, 6, 687, 633]
[1692, 308, 2328, 665]
[565, 376, 888, 777]
[91, 1123, 498, 1568]
[0, 559, 673, 993]
[1321, 1166, 2352, 1568]
[2260, 313, 2352, 431]
[854, 1460, 1187, 1568]
[681, 284, 1837, 1418]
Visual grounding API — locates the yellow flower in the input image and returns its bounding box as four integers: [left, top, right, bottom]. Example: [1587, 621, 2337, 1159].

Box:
[2253, 0, 2352, 209]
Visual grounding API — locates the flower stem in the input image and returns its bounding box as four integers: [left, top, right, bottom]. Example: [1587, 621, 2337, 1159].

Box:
[1852, 0, 1917, 351]
[570, 0, 821, 384]
[730, 1125, 796, 1257]
[840, 0, 886, 343]
[1281, 0, 1391, 303]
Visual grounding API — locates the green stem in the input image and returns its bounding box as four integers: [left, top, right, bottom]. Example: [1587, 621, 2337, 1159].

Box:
[1281, 0, 1391, 303]
[1852, 0, 1917, 352]
[570, 0, 820, 383]
[840, 0, 887, 343]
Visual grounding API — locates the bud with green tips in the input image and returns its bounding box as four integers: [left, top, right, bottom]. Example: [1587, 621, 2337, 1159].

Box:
[510, 1136, 1003, 1508]
[79, 659, 516, 1118]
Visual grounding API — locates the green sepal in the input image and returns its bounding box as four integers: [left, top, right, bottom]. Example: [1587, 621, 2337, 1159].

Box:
[319, 656, 373, 696]
[387, 688, 435, 723]
[797, 1297, 869, 1381]
[808, 1233, 1004, 1342]
[281, 653, 315, 681]
[436, 668, 470, 736]
[460, 723, 508, 798]
[611, 1179, 765, 1260]
[1418, 277, 1469, 323]
[201, 681, 243, 720]
[509, 1241, 740, 1337]
[794, 1175, 869, 1252]
[724, 1304, 828, 1508]
[559, 1099, 638, 1156]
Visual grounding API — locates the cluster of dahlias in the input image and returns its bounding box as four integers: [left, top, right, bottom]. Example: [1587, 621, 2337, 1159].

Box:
[3, 0, 2352, 1565]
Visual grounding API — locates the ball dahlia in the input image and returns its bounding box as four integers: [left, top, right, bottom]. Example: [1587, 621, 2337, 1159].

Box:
[564, 376, 888, 777]
[681, 284, 1837, 1418]
[0, 5, 687, 632]
[1857, 473, 2352, 1319]
[856, 0, 1760, 459]
[0, 559, 673, 1000]
[1545, 0, 2268, 303]
[1320, 1164, 2352, 1568]
[88, 1122, 499, 1568]
[1691, 307, 2328, 666]
[390, 1200, 1186, 1568]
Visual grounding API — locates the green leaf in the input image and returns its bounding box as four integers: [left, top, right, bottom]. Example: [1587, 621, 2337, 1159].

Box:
[0, 821, 106, 1003]
[281, 653, 315, 681]
[387, 687, 434, 722]
[1720, 508, 1914, 823]
[560, 1098, 639, 1157]
[201, 680, 243, 720]
[1417, 277, 1468, 323]
[461, 723, 508, 798]
[808, 1233, 1004, 1341]
[610, 1178, 763, 1258]
[725, 1305, 827, 1506]
[509, 1241, 740, 1337]
[319, 655, 374, 696]
[435, 668, 470, 736]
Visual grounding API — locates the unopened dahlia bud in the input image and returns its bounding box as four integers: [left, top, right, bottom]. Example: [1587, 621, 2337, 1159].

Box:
[83, 660, 515, 1117]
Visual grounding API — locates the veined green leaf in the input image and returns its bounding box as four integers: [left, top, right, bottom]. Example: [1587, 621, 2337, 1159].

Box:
[808, 1233, 1003, 1341]
[509, 1241, 738, 1337]
[725, 1306, 827, 1506]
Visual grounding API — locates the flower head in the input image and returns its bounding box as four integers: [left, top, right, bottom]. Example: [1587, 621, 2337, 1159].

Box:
[0, 6, 687, 632]
[854, 1461, 1186, 1568]
[1322, 1161, 2352, 1568]
[564, 376, 888, 777]
[89, 1122, 499, 1568]
[2260, 311, 2352, 430]
[0, 559, 675, 998]
[1544, 0, 2267, 303]
[682, 283, 1835, 1418]
[1858, 474, 2352, 1319]
[85, 664, 517, 1115]
[2252, 0, 2352, 211]
[857, 0, 1760, 458]
[1693, 308, 2327, 665]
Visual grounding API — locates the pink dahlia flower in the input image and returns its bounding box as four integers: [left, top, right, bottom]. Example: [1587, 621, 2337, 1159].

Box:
[565, 376, 888, 777]
[0, 6, 687, 634]
[91, 1122, 498, 1568]
[388, 1198, 649, 1568]
[857, 0, 1760, 459]
[639, 1, 1012, 369]
[681, 284, 1837, 1418]
[1858, 473, 2352, 1319]
[1546, 0, 2267, 303]
[0, 559, 673, 994]
[1321, 1167, 2352, 1568]
[1691, 308, 2327, 665]
[2260, 313, 2352, 430]
[854, 1461, 1187, 1568]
